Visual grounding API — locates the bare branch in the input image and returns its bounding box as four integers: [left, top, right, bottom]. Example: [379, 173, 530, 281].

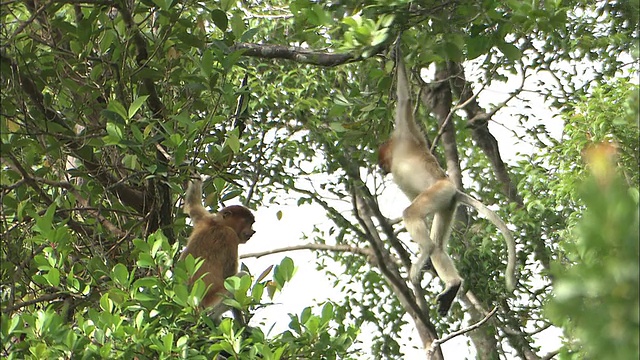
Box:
[290, 186, 367, 239]
[448, 61, 524, 205]
[427, 306, 498, 358]
[541, 349, 560, 360]
[238, 3, 292, 20]
[427, 77, 487, 153]
[464, 292, 542, 359]
[240, 243, 373, 259]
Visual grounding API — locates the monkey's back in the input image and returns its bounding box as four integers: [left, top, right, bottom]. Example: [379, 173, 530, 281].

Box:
[180, 219, 241, 309]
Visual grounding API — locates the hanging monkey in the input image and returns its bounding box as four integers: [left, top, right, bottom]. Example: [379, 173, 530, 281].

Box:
[378, 45, 517, 316]
[180, 178, 255, 320]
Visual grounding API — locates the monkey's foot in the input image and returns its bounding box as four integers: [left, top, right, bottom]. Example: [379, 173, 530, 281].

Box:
[436, 281, 461, 317]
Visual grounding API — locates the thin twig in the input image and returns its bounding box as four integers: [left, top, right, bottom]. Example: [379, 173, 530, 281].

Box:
[429, 81, 486, 152]
[427, 306, 498, 358]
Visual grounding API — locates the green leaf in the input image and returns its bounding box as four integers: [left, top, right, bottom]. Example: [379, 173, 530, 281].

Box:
[329, 122, 346, 132]
[135, 311, 144, 329]
[8, 315, 22, 334]
[321, 302, 334, 323]
[106, 122, 123, 141]
[111, 264, 130, 288]
[107, 101, 128, 121]
[442, 41, 464, 61]
[230, 13, 246, 38]
[128, 95, 149, 119]
[162, 332, 174, 353]
[466, 35, 491, 60]
[99, 293, 113, 313]
[136, 253, 155, 268]
[251, 282, 264, 300]
[33, 274, 48, 286]
[45, 268, 60, 287]
[241, 28, 259, 42]
[100, 30, 115, 53]
[274, 257, 296, 289]
[133, 238, 149, 252]
[151, 0, 168, 10]
[371, 30, 388, 47]
[211, 9, 228, 31]
[498, 42, 522, 61]
[201, 50, 214, 78]
[224, 133, 240, 153]
[220, 0, 233, 11]
[151, 235, 163, 258]
[34, 204, 56, 235]
[239, 273, 252, 291]
[122, 154, 138, 170]
[173, 284, 189, 306]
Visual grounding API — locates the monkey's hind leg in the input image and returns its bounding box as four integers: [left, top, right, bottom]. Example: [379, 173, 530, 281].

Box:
[404, 180, 457, 283]
[431, 248, 462, 316]
[429, 209, 462, 316]
[404, 199, 438, 283]
[405, 220, 436, 283]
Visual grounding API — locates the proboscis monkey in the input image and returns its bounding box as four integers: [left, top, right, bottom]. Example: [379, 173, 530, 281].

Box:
[180, 179, 255, 319]
[378, 46, 516, 316]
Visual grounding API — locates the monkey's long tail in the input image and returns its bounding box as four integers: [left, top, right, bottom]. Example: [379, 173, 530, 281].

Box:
[456, 191, 517, 292]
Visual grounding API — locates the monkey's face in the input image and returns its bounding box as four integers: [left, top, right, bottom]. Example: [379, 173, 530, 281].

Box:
[239, 221, 256, 243]
[378, 140, 393, 174]
[220, 206, 256, 243]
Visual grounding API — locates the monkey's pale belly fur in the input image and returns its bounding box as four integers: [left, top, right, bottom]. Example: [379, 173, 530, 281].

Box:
[391, 159, 438, 200]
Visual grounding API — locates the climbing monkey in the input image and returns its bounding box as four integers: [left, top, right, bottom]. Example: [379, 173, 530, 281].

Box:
[180, 179, 255, 319]
[378, 45, 516, 316]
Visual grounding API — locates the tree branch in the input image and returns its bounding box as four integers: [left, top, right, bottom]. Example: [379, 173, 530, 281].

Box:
[541, 349, 560, 360]
[419, 61, 461, 189]
[4, 153, 95, 239]
[448, 62, 523, 205]
[7, 0, 52, 43]
[427, 306, 498, 358]
[240, 243, 373, 259]
[2, 292, 70, 314]
[230, 41, 390, 67]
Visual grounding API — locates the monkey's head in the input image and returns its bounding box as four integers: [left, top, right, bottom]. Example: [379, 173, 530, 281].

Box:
[378, 139, 393, 174]
[219, 205, 256, 243]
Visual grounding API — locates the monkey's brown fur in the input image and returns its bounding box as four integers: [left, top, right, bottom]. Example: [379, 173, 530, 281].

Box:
[180, 180, 255, 309]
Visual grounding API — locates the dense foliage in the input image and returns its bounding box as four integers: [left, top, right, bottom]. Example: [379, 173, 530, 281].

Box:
[544, 80, 639, 360]
[1, 0, 638, 359]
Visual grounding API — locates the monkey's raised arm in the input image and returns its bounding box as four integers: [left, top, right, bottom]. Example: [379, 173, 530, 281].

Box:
[184, 179, 209, 224]
[394, 51, 428, 147]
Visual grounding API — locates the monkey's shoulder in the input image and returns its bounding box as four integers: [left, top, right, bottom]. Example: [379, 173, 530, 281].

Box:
[190, 218, 241, 245]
